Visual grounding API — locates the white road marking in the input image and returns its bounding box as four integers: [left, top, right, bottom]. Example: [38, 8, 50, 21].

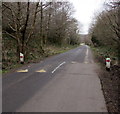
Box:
[52, 62, 66, 74]
[71, 61, 77, 64]
[84, 47, 89, 64]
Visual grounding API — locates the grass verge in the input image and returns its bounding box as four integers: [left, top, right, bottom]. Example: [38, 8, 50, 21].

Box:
[2, 44, 79, 74]
[91, 46, 119, 113]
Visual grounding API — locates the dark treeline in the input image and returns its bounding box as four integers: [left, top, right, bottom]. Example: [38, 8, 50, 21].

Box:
[89, 0, 120, 61]
[2, 1, 80, 68]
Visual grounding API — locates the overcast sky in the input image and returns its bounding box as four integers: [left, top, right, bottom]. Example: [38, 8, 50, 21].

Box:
[69, 0, 106, 34]
[3, 0, 107, 34]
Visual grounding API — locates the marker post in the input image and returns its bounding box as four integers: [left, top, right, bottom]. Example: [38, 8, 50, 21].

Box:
[106, 57, 111, 71]
[20, 52, 24, 64]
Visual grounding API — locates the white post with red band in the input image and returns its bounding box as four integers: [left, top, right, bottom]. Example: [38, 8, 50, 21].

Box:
[20, 52, 24, 63]
[106, 58, 111, 69]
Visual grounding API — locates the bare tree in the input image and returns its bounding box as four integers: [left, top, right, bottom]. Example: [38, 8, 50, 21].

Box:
[2, 1, 80, 66]
[2, 2, 42, 61]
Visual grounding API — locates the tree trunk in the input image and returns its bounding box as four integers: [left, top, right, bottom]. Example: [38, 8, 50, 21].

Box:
[40, 2, 43, 47]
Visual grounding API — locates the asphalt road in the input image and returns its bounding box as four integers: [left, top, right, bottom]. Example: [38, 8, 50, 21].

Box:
[3, 45, 107, 112]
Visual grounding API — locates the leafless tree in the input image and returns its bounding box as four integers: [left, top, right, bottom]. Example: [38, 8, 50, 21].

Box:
[2, 1, 80, 64]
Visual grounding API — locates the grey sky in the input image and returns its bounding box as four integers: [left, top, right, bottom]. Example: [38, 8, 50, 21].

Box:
[2, 0, 106, 34]
[69, 0, 106, 34]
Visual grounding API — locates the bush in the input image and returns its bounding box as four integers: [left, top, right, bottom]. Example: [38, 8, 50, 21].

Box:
[91, 35, 102, 47]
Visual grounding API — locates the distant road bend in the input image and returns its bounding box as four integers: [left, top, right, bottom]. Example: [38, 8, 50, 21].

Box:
[3, 45, 107, 112]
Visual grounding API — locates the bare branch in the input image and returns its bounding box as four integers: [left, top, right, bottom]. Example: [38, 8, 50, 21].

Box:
[36, 2, 51, 14]
[22, 2, 30, 42]
[3, 31, 17, 40]
[8, 23, 16, 32]
[2, 3, 12, 11]
[26, 2, 39, 44]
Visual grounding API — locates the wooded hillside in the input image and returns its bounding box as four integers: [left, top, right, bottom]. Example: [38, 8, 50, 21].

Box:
[90, 0, 120, 62]
[2, 1, 80, 70]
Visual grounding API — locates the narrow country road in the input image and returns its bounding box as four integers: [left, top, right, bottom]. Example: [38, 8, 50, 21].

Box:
[3, 45, 107, 112]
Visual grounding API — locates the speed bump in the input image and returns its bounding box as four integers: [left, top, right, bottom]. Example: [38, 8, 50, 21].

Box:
[36, 69, 46, 73]
[17, 69, 28, 72]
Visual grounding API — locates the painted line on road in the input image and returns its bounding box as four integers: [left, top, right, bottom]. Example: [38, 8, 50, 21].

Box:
[84, 47, 89, 64]
[71, 61, 77, 64]
[36, 69, 46, 73]
[52, 62, 66, 74]
[17, 69, 28, 73]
